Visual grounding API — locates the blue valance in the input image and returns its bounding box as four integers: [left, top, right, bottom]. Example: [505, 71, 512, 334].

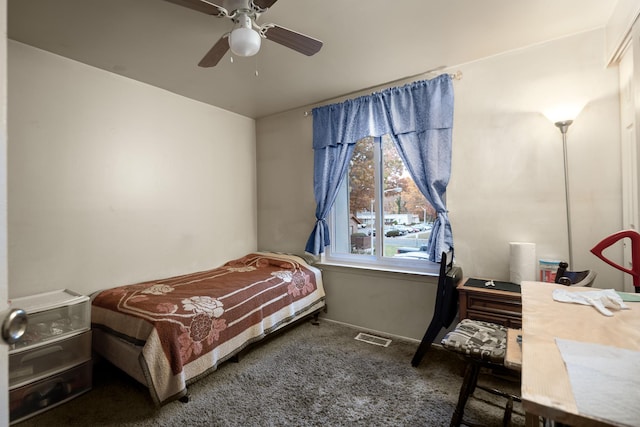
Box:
[312, 74, 454, 149]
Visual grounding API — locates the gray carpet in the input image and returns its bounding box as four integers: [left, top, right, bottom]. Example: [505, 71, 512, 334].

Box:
[16, 319, 524, 426]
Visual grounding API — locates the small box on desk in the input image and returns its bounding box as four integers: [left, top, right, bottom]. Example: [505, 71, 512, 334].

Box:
[539, 259, 561, 283]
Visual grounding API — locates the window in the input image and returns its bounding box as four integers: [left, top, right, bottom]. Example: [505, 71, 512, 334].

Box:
[305, 76, 454, 266]
[325, 134, 439, 273]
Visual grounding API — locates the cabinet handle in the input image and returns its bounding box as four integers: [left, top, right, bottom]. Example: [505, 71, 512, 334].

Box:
[21, 345, 65, 364]
[2, 308, 28, 344]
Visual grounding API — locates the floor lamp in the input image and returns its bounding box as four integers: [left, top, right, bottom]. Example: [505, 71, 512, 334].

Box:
[555, 119, 574, 268]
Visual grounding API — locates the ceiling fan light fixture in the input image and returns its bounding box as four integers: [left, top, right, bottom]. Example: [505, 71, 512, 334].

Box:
[229, 27, 261, 57]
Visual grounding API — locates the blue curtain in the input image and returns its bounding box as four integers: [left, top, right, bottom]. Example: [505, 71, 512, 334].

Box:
[304, 142, 356, 255]
[305, 74, 454, 261]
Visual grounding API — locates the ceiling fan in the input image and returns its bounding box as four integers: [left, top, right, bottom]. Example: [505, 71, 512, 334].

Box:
[165, 0, 323, 67]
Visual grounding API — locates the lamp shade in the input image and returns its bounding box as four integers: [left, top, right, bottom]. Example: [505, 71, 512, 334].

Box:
[543, 102, 586, 124]
[229, 27, 261, 57]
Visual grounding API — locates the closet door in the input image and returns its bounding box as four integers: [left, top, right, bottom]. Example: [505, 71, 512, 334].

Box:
[619, 23, 640, 293]
[0, 0, 9, 423]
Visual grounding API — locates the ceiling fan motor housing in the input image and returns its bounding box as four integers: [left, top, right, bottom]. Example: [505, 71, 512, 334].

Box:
[223, 0, 256, 15]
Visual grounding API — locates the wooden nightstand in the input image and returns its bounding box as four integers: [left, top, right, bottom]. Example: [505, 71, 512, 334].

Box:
[457, 278, 522, 328]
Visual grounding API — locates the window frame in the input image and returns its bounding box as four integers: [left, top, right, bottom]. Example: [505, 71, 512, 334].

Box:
[321, 136, 441, 276]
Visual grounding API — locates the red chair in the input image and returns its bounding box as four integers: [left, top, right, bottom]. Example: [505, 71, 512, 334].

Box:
[591, 229, 640, 293]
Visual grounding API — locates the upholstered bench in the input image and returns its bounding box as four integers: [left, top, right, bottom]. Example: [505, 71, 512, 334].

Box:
[441, 319, 519, 427]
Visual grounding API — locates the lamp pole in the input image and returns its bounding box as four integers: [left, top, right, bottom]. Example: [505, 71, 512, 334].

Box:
[555, 120, 574, 268]
[417, 206, 427, 224]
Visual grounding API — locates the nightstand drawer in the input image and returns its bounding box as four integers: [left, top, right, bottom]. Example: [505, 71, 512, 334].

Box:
[10, 330, 92, 389]
[9, 289, 90, 351]
[466, 294, 522, 317]
[466, 309, 522, 328]
[457, 279, 522, 328]
[9, 361, 92, 424]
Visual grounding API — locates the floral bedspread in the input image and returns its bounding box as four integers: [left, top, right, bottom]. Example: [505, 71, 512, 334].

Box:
[91, 252, 325, 405]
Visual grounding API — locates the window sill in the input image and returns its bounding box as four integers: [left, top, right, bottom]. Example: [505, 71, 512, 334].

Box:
[315, 258, 439, 278]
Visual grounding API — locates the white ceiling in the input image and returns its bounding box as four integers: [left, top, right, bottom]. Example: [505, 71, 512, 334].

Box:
[8, 0, 617, 119]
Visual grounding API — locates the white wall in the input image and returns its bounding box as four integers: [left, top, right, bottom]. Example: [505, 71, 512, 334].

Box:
[450, 29, 622, 286]
[8, 41, 258, 298]
[257, 28, 623, 340]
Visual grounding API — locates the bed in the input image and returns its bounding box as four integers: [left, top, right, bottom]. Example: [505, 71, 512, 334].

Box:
[90, 252, 325, 405]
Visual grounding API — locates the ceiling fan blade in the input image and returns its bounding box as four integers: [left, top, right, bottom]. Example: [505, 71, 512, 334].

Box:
[264, 25, 323, 56]
[164, 0, 225, 16]
[252, 0, 279, 10]
[198, 36, 229, 67]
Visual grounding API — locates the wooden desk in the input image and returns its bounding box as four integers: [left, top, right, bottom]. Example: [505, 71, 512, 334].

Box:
[520, 281, 640, 426]
[457, 278, 522, 328]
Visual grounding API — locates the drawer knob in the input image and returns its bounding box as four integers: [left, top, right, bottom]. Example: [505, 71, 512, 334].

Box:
[2, 308, 28, 344]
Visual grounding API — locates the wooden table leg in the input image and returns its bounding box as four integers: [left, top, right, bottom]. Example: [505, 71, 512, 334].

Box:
[524, 412, 540, 427]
